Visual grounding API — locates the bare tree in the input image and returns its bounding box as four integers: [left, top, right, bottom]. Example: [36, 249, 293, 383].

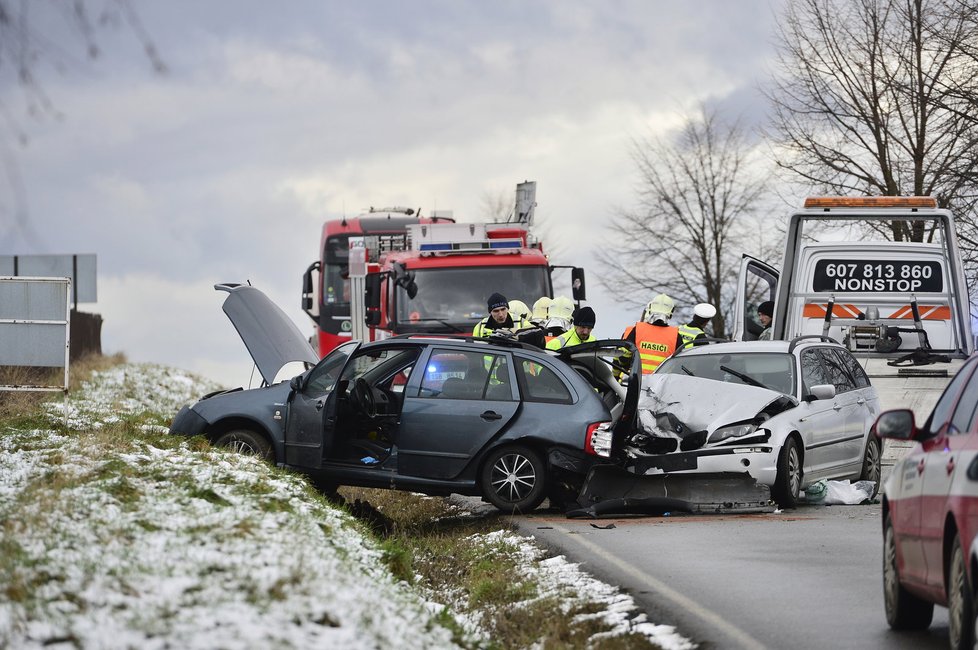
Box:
[597, 107, 771, 338]
[768, 0, 978, 289]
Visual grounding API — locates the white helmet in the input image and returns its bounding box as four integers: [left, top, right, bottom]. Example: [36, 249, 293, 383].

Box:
[693, 303, 717, 319]
[644, 294, 675, 324]
[548, 296, 574, 321]
[508, 299, 531, 323]
[531, 296, 552, 321]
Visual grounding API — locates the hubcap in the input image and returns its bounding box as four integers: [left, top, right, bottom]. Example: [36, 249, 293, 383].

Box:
[490, 453, 536, 503]
[788, 446, 801, 496]
[865, 440, 881, 483]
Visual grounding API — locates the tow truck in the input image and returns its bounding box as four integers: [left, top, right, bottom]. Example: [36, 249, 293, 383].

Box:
[573, 196, 975, 516]
[301, 182, 584, 354]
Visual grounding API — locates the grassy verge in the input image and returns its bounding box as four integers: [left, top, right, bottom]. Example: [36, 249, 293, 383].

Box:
[1, 355, 667, 649]
[336, 487, 661, 649]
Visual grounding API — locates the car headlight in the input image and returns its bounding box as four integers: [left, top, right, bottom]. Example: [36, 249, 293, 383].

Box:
[708, 423, 757, 444]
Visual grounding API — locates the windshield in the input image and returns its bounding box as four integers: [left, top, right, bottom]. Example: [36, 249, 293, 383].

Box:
[394, 265, 551, 330]
[657, 352, 796, 396]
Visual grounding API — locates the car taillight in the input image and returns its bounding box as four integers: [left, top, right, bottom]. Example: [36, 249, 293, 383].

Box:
[585, 421, 613, 457]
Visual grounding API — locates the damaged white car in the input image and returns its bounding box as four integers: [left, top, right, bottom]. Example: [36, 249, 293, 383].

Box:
[622, 337, 882, 508]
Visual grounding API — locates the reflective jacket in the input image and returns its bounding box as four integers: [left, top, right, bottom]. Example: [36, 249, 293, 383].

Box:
[678, 323, 706, 349]
[545, 329, 596, 351]
[633, 322, 679, 374]
[473, 314, 531, 338]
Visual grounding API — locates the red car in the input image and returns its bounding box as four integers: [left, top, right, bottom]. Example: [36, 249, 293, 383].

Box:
[877, 353, 978, 650]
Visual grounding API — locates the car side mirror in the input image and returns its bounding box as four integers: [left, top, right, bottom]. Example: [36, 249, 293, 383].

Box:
[874, 409, 917, 440]
[806, 384, 836, 401]
[290, 375, 303, 392]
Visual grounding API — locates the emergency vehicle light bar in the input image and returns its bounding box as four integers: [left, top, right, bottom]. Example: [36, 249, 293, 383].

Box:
[804, 196, 937, 209]
[417, 238, 523, 253]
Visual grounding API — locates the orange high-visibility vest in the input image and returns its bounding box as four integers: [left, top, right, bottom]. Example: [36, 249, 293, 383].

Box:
[634, 322, 679, 374]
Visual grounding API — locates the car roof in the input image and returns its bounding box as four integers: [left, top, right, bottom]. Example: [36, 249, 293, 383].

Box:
[675, 338, 845, 357]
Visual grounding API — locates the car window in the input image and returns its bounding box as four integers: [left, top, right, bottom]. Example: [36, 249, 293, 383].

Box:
[800, 349, 828, 393]
[835, 348, 871, 388]
[420, 349, 511, 400]
[340, 347, 418, 385]
[922, 361, 976, 436]
[304, 341, 359, 395]
[658, 351, 795, 395]
[950, 367, 978, 435]
[518, 359, 573, 404]
[818, 348, 857, 394]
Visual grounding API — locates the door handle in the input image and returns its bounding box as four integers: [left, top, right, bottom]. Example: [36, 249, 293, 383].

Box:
[917, 458, 926, 475]
[316, 400, 324, 411]
[947, 457, 956, 475]
[856, 398, 866, 405]
[833, 404, 843, 411]
[481, 410, 503, 421]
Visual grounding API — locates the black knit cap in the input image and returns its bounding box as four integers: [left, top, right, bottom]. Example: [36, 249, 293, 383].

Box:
[487, 292, 508, 312]
[573, 306, 596, 327]
[758, 301, 774, 317]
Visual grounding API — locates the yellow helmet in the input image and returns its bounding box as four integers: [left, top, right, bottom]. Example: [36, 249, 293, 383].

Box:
[548, 296, 575, 321]
[508, 299, 531, 322]
[644, 294, 675, 324]
[531, 296, 552, 320]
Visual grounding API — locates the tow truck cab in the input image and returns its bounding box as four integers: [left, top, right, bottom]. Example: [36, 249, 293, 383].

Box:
[733, 196, 974, 418]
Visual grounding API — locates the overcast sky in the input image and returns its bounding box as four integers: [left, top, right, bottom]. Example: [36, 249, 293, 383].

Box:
[1, 0, 784, 387]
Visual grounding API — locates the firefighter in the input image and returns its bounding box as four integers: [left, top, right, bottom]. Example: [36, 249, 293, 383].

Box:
[622, 293, 679, 374]
[473, 293, 516, 337]
[546, 307, 597, 350]
[531, 296, 552, 325]
[508, 299, 532, 324]
[543, 295, 574, 340]
[678, 303, 717, 349]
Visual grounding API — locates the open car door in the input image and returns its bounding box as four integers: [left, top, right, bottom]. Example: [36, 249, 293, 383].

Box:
[732, 255, 780, 342]
[284, 341, 361, 468]
[556, 339, 640, 455]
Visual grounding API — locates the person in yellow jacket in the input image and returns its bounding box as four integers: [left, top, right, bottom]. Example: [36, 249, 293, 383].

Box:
[621, 294, 679, 374]
[678, 303, 716, 349]
[546, 307, 597, 350]
[473, 292, 532, 337]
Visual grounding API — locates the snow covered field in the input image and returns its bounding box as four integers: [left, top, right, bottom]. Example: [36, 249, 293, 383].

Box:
[0, 363, 692, 649]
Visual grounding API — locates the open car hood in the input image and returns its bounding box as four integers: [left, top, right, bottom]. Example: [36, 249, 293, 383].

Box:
[638, 373, 792, 440]
[216, 283, 319, 385]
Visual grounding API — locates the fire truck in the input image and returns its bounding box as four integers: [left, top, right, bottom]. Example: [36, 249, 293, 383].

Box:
[301, 182, 584, 356]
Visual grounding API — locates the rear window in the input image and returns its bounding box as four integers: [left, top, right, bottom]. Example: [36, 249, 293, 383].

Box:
[518, 359, 573, 404]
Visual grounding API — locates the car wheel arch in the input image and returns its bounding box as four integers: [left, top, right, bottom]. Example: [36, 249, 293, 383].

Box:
[207, 417, 278, 459]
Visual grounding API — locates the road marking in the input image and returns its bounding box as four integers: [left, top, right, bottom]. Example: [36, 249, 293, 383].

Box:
[549, 522, 767, 650]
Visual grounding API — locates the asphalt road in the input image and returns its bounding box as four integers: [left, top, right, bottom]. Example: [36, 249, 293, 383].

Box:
[502, 501, 950, 650]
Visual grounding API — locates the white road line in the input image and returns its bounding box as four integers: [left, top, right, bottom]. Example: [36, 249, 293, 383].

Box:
[550, 522, 767, 650]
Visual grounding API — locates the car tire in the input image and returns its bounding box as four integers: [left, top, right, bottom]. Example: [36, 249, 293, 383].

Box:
[479, 445, 547, 513]
[883, 515, 934, 630]
[772, 436, 802, 508]
[214, 429, 274, 462]
[948, 535, 975, 650]
[859, 436, 882, 498]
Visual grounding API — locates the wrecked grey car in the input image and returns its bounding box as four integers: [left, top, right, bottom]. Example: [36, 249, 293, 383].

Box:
[170, 283, 641, 513]
[617, 337, 882, 508]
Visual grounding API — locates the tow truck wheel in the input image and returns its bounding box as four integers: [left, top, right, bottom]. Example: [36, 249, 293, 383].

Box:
[859, 436, 882, 498]
[883, 515, 934, 629]
[214, 429, 274, 462]
[480, 445, 547, 513]
[772, 437, 801, 508]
